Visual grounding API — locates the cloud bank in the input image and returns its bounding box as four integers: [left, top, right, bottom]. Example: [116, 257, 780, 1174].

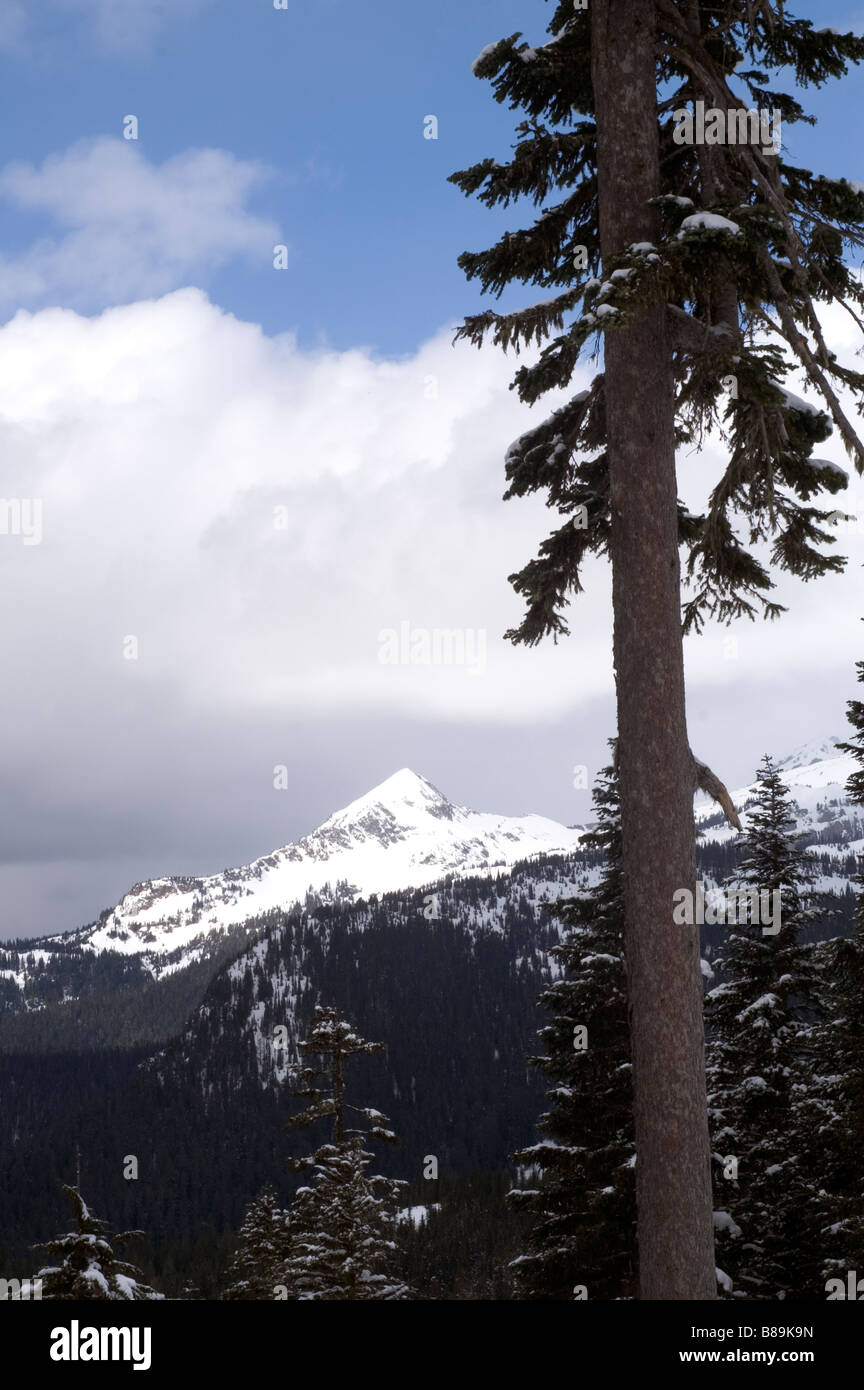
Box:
[0, 139, 277, 311]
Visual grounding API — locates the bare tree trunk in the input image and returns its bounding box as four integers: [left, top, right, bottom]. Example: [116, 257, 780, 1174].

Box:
[591, 0, 716, 1299]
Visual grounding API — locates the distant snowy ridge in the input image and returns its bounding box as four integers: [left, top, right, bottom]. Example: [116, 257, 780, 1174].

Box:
[7, 739, 861, 992]
[695, 735, 857, 839]
[695, 737, 863, 897]
[66, 769, 585, 961]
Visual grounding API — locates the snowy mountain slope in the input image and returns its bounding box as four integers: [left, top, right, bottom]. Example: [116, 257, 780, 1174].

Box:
[695, 735, 861, 846]
[149, 854, 591, 1097]
[3, 740, 860, 1009]
[65, 769, 586, 961]
[0, 860, 588, 1252]
[695, 736, 863, 899]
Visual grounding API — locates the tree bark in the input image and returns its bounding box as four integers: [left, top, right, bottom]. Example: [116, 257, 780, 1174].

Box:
[590, 0, 716, 1299]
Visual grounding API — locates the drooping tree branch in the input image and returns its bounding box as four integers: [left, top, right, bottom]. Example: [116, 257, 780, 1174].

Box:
[692, 754, 743, 831]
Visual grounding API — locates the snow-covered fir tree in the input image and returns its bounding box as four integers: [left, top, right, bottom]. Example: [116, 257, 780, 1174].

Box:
[279, 1006, 413, 1300]
[223, 1185, 290, 1300]
[31, 1185, 163, 1301]
[508, 758, 636, 1299]
[452, 0, 864, 1300]
[707, 755, 824, 1298]
[282, 1138, 412, 1301]
[819, 659, 864, 1285]
[453, 11, 864, 644]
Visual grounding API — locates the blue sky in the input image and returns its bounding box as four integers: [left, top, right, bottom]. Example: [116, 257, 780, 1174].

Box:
[2, 0, 864, 939]
[0, 0, 540, 352]
[2, 0, 857, 352]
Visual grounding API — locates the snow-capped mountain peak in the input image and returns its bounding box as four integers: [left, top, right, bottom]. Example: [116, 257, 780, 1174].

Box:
[318, 768, 456, 840]
[695, 736, 860, 860]
[775, 735, 845, 773]
[24, 739, 862, 977]
[71, 770, 584, 961]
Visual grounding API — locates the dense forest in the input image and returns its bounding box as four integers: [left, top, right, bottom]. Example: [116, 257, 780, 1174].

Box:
[1, 784, 861, 1301]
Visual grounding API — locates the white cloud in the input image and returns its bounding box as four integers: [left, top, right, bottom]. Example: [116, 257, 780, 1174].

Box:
[1, 290, 862, 938]
[0, 289, 611, 737]
[0, 0, 217, 53]
[0, 288, 859, 761]
[0, 139, 279, 310]
[55, 0, 217, 50]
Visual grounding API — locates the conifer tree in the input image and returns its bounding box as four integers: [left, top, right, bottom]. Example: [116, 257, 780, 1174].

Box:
[223, 1185, 289, 1300]
[508, 758, 636, 1299]
[279, 1006, 413, 1300]
[282, 1139, 411, 1301]
[819, 659, 864, 1284]
[452, 0, 864, 1296]
[706, 756, 822, 1297]
[30, 1185, 163, 1300]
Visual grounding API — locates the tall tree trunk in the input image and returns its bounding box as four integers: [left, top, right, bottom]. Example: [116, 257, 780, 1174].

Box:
[591, 0, 716, 1299]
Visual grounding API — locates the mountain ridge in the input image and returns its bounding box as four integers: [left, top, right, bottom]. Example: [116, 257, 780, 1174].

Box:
[3, 738, 861, 985]
[57, 768, 586, 963]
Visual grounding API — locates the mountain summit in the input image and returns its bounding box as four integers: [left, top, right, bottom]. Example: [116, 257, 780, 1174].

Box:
[24, 740, 862, 969]
[75, 770, 584, 958]
[775, 735, 847, 773]
[695, 736, 860, 853]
